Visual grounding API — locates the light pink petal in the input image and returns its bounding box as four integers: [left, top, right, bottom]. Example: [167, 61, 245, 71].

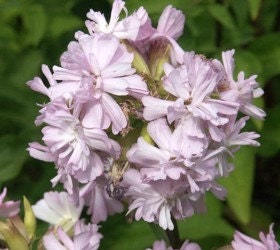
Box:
[157, 5, 185, 40]
[27, 77, 49, 97]
[147, 118, 172, 150]
[159, 205, 173, 230]
[101, 93, 127, 134]
[95, 34, 122, 70]
[108, 0, 126, 31]
[207, 99, 239, 115]
[241, 103, 266, 120]
[82, 101, 110, 129]
[27, 142, 55, 162]
[222, 49, 235, 83]
[114, 14, 141, 40]
[142, 96, 173, 121]
[43, 232, 68, 250]
[127, 137, 170, 166]
[102, 77, 129, 95]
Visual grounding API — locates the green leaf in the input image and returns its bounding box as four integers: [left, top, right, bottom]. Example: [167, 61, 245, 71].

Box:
[178, 194, 234, 249]
[219, 147, 256, 225]
[49, 15, 82, 38]
[100, 214, 157, 250]
[247, 0, 262, 20]
[9, 50, 43, 85]
[258, 105, 280, 157]
[249, 33, 280, 81]
[207, 4, 236, 30]
[234, 50, 263, 83]
[0, 135, 27, 182]
[230, 0, 249, 26]
[22, 4, 47, 46]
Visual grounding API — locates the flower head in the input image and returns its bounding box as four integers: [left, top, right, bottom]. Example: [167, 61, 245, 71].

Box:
[32, 191, 84, 232]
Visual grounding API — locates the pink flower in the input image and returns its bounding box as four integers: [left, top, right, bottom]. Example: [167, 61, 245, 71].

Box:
[27, 64, 79, 101]
[143, 52, 239, 138]
[151, 5, 186, 63]
[210, 115, 260, 176]
[232, 223, 279, 250]
[53, 32, 148, 134]
[32, 191, 84, 232]
[134, 7, 155, 42]
[0, 187, 20, 218]
[80, 176, 124, 224]
[28, 98, 121, 190]
[127, 118, 207, 182]
[43, 220, 102, 250]
[85, 0, 141, 40]
[123, 169, 206, 230]
[156, 5, 185, 40]
[133, 5, 186, 64]
[219, 49, 266, 120]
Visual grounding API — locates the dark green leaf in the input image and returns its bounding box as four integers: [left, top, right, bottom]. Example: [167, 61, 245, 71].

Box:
[249, 33, 280, 81]
[22, 4, 47, 46]
[178, 194, 234, 248]
[49, 15, 82, 38]
[207, 4, 236, 30]
[219, 147, 256, 225]
[0, 135, 28, 182]
[247, 0, 262, 21]
[234, 50, 263, 83]
[100, 214, 157, 250]
[258, 105, 280, 157]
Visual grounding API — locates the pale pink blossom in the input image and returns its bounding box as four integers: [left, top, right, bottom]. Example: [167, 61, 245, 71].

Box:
[232, 224, 279, 250]
[151, 5, 186, 63]
[134, 7, 155, 42]
[80, 176, 124, 224]
[32, 191, 84, 232]
[146, 239, 201, 250]
[143, 52, 239, 138]
[132, 5, 186, 64]
[220, 49, 265, 120]
[53, 32, 148, 134]
[27, 98, 121, 193]
[0, 187, 20, 218]
[209, 115, 260, 176]
[127, 118, 207, 182]
[27, 64, 79, 101]
[43, 220, 102, 250]
[123, 169, 207, 230]
[85, 0, 141, 40]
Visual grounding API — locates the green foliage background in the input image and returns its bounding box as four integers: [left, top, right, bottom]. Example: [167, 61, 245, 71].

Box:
[0, 0, 279, 249]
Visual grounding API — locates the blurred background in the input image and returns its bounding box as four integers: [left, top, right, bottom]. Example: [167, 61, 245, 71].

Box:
[0, 0, 279, 249]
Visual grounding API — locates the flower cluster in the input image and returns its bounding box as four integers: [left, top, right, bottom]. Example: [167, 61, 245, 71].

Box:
[25, 0, 272, 249]
[27, 0, 264, 229]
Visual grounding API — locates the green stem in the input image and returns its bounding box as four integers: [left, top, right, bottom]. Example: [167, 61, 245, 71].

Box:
[149, 223, 169, 243]
[165, 217, 181, 249]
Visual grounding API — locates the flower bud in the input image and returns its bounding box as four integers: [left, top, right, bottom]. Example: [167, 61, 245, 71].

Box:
[23, 196, 36, 240]
[122, 40, 151, 76]
[140, 125, 153, 145]
[0, 219, 29, 250]
[149, 37, 171, 81]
